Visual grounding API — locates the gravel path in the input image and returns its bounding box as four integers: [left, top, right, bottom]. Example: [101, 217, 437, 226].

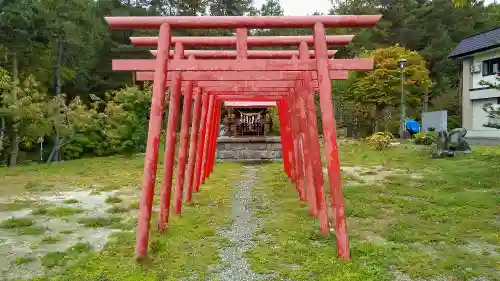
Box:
[211, 165, 274, 281]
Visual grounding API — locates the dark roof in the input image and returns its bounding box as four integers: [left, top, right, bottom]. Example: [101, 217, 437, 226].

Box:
[449, 27, 500, 58]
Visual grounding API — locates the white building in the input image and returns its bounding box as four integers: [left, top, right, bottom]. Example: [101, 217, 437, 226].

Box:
[450, 27, 500, 139]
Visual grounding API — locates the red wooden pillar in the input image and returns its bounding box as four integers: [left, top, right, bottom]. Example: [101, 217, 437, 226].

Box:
[157, 42, 184, 232]
[276, 100, 291, 178]
[194, 92, 210, 192]
[300, 41, 330, 235]
[185, 88, 202, 203]
[201, 95, 215, 185]
[209, 100, 222, 174]
[314, 22, 350, 259]
[289, 85, 306, 201]
[295, 78, 318, 217]
[173, 56, 195, 215]
[206, 98, 218, 179]
[282, 98, 295, 182]
[135, 23, 171, 260]
[204, 96, 216, 181]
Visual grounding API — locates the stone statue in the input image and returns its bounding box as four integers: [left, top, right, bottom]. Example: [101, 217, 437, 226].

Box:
[433, 127, 471, 158]
[448, 128, 471, 152]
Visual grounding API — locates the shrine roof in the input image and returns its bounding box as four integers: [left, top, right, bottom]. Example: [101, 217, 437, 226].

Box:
[224, 101, 276, 108]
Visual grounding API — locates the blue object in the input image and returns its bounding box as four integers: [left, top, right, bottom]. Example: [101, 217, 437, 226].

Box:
[406, 119, 421, 134]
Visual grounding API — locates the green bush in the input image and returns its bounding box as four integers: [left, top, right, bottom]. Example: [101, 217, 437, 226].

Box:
[414, 131, 438, 145]
[61, 86, 152, 160]
[366, 132, 394, 150]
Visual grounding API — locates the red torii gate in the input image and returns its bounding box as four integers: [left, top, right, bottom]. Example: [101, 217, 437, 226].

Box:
[105, 14, 381, 261]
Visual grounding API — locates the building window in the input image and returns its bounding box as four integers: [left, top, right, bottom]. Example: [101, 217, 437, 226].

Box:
[482, 57, 500, 76]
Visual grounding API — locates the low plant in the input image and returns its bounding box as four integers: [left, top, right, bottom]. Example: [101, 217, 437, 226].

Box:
[414, 131, 438, 145]
[63, 199, 79, 204]
[78, 216, 122, 228]
[32, 206, 83, 217]
[41, 235, 61, 244]
[19, 226, 45, 235]
[105, 196, 122, 204]
[0, 218, 35, 228]
[366, 132, 394, 150]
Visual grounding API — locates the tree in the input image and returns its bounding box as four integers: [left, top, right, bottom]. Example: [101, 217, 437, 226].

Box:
[480, 75, 500, 129]
[208, 0, 255, 16]
[45, 95, 94, 163]
[349, 45, 432, 132]
[259, 0, 283, 16]
[0, 0, 54, 166]
[0, 69, 51, 166]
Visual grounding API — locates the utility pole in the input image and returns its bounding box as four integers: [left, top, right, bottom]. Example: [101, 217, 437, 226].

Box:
[398, 58, 407, 139]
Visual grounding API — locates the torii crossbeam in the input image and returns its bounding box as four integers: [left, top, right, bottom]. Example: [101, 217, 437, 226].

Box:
[104, 14, 381, 262]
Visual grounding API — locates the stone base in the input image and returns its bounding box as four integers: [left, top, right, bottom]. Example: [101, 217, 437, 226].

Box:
[216, 136, 282, 161]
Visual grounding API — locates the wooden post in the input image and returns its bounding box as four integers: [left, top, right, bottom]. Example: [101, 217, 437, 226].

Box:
[300, 41, 329, 234]
[185, 88, 202, 203]
[173, 56, 195, 214]
[135, 22, 171, 260]
[157, 42, 184, 232]
[194, 92, 210, 192]
[314, 22, 350, 259]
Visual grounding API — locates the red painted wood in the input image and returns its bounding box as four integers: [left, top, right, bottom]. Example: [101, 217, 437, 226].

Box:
[289, 88, 306, 201]
[130, 35, 354, 47]
[195, 87, 291, 92]
[200, 95, 214, 185]
[196, 81, 310, 88]
[209, 101, 222, 175]
[116, 13, 383, 262]
[193, 92, 209, 192]
[213, 95, 282, 101]
[277, 100, 291, 178]
[157, 42, 184, 233]
[185, 88, 202, 203]
[173, 79, 194, 215]
[314, 22, 350, 260]
[282, 97, 296, 183]
[105, 15, 382, 29]
[300, 41, 330, 235]
[135, 23, 171, 260]
[236, 28, 248, 60]
[206, 100, 217, 179]
[134, 70, 347, 81]
[112, 58, 373, 72]
[196, 80, 319, 88]
[224, 104, 276, 108]
[150, 49, 337, 59]
[295, 78, 318, 217]
[211, 92, 287, 97]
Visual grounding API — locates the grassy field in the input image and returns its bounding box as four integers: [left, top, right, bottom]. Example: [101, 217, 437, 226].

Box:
[0, 153, 241, 281]
[247, 143, 500, 281]
[0, 142, 498, 280]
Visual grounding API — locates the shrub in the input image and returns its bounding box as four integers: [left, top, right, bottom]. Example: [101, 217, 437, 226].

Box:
[414, 131, 438, 145]
[366, 132, 394, 150]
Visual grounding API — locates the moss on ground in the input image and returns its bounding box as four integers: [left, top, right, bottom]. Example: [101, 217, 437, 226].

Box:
[0, 217, 35, 228]
[245, 144, 500, 281]
[32, 206, 83, 217]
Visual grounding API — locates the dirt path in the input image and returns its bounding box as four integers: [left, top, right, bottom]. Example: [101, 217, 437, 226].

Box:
[211, 165, 275, 281]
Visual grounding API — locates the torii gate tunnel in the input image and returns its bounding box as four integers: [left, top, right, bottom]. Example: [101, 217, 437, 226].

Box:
[105, 14, 382, 261]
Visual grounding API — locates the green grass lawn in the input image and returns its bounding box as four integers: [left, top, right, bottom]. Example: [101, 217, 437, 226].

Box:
[0, 142, 498, 280]
[0, 152, 240, 281]
[246, 143, 500, 281]
[28, 163, 240, 281]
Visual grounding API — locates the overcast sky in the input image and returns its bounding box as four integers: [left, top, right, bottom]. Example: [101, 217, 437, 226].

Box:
[253, 0, 498, 16]
[253, 0, 333, 16]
